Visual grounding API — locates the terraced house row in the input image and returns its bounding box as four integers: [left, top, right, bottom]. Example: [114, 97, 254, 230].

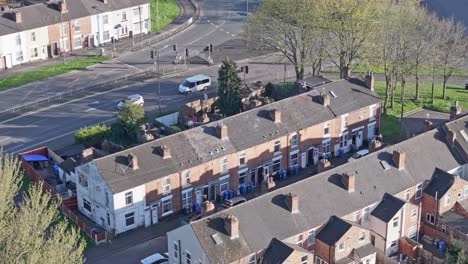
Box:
[0, 0, 150, 69]
[75, 75, 381, 235]
[167, 115, 468, 264]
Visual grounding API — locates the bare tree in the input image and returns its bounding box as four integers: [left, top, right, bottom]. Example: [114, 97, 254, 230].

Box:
[243, 0, 325, 80]
[437, 18, 466, 100]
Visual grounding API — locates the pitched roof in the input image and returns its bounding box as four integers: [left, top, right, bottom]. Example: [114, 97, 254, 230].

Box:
[439, 211, 468, 235]
[261, 238, 310, 264]
[0, 0, 148, 36]
[335, 257, 355, 264]
[444, 114, 468, 160]
[189, 128, 462, 264]
[316, 216, 353, 246]
[423, 168, 456, 199]
[59, 158, 80, 174]
[93, 78, 381, 193]
[370, 193, 406, 223]
[354, 243, 376, 258]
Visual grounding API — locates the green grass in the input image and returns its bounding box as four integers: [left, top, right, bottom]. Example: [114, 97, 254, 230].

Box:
[373, 81, 467, 139]
[150, 0, 180, 32]
[322, 64, 468, 78]
[0, 56, 110, 92]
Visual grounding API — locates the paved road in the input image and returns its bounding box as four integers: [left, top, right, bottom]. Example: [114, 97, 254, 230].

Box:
[425, 0, 468, 34]
[86, 236, 168, 264]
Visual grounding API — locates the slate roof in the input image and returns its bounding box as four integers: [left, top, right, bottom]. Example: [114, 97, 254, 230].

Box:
[444, 114, 468, 160]
[261, 238, 310, 264]
[423, 168, 456, 199]
[354, 243, 376, 258]
[458, 199, 468, 211]
[316, 216, 353, 246]
[335, 257, 355, 264]
[93, 78, 381, 193]
[54, 144, 85, 159]
[59, 158, 80, 174]
[439, 211, 468, 234]
[370, 193, 406, 223]
[0, 0, 148, 36]
[189, 128, 462, 264]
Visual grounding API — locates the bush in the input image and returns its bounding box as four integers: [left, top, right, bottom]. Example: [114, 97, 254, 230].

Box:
[75, 125, 110, 147]
[168, 125, 183, 134]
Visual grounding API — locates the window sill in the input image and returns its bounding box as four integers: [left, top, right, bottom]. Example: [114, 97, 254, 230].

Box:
[162, 190, 171, 196]
[162, 211, 173, 217]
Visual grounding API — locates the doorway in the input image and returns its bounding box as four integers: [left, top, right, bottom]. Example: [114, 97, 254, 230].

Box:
[307, 148, 318, 166]
[209, 183, 216, 201]
[301, 152, 307, 168]
[257, 167, 263, 185]
[151, 204, 158, 224]
[195, 189, 203, 204]
[263, 163, 270, 182]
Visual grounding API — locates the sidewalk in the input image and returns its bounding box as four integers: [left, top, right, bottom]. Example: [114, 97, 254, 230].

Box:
[0, 0, 196, 80]
[84, 214, 185, 263]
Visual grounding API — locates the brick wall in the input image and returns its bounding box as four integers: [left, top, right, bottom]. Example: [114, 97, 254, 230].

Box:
[314, 239, 332, 263]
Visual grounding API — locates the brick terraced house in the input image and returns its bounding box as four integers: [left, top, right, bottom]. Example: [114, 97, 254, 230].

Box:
[75, 76, 382, 235]
[167, 123, 465, 264]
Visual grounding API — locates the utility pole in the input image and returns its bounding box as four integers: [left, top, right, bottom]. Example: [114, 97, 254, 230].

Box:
[157, 49, 161, 114]
[60, 12, 66, 64]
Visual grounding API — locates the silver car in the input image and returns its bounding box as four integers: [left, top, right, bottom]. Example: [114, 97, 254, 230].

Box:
[117, 94, 144, 110]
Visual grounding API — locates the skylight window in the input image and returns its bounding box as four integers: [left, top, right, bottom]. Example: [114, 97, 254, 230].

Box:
[460, 130, 468, 142]
[329, 90, 337, 98]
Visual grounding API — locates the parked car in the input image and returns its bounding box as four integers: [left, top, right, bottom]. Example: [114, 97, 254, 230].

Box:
[178, 75, 211, 94]
[223, 196, 247, 208]
[140, 252, 169, 264]
[117, 94, 144, 110]
[347, 149, 370, 162]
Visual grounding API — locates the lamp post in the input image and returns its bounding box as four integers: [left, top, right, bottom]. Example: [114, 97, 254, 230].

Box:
[60, 11, 67, 64]
[154, 45, 168, 114]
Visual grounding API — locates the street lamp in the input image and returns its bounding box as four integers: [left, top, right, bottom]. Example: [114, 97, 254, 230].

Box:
[152, 45, 168, 114]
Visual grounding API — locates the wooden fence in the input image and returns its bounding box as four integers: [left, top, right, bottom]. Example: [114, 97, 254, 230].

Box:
[19, 147, 107, 244]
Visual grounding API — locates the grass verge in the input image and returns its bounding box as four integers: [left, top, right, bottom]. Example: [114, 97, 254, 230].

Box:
[373, 81, 466, 139]
[150, 0, 180, 32]
[0, 56, 110, 92]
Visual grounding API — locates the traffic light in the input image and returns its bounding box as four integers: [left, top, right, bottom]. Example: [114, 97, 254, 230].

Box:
[245, 65, 249, 74]
[209, 44, 213, 53]
[204, 46, 209, 52]
[240, 67, 244, 73]
[150, 50, 154, 59]
[185, 48, 189, 57]
[173, 44, 177, 51]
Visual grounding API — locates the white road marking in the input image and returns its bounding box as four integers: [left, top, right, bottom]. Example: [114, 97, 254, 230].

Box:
[85, 107, 96, 112]
[0, 137, 9, 143]
[90, 100, 100, 105]
[6, 144, 25, 152]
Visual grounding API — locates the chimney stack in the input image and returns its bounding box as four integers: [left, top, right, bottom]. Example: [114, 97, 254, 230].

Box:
[201, 201, 215, 216]
[320, 92, 331, 107]
[450, 101, 462, 119]
[392, 149, 405, 170]
[341, 172, 356, 192]
[342, 64, 351, 79]
[317, 158, 331, 173]
[284, 193, 299, 214]
[14, 11, 22, 23]
[59, 0, 68, 14]
[270, 109, 281, 123]
[365, 71, 375, 92]
[100, 0, 108, 3]
[81, 148, 94, 164]
[224, 214, 239, 239]
[447, 129, 456, 145]
[159, 145, 171, 159]
[217, 123, 228, 140]
[128, 153, 139, 170]
[424, 119, 433, 132]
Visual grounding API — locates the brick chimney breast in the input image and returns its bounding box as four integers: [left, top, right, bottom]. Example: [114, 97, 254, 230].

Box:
[270, 109, 281, 123]
[447, 129, 456, 145]
[284, 193, 299, 214]
[160, 145, 171, 159]
[365, 71, 375, 92]
[81, 148, 94, 164]
[341, 172, 356, 192]
[128, 153, 139, 170]
[14, 11, 22, 23]
[450, 101, 462, 119]
[224, 214, 239, 239]
[59, 0, 68, 13]
[392, 149, 405, 170]
[217, 122, 228, 140]
[320, 92, 331, 107]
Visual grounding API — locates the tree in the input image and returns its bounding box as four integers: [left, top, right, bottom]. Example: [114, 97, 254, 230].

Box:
[445, 237, 467, 264]
[319, 0, 383, 79]
[75, 124, 111, 147]
[217, 58, 242, 117]
[0, 151, 85, 263]
[111, 103, 146, 146]
[118, 103, 146, 128]
[243, 0, 325, 79]
[437, 18, 466, 100]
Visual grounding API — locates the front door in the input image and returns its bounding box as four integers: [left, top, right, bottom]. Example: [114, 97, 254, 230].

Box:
[144, 207, 151, 227]
[195, 189, 203, 204]
[257, 167, 263, 185]
[301, 152, 307, 168]
[263, 163, 270, 182]
[209, 183, 216, 201]
[368, 123, 375, 140]
[357, 130, 363, 148]
[151, 204, 158, 224]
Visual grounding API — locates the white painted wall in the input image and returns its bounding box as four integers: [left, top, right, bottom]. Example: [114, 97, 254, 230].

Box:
[111, 4, 150, 41]
[385, 208, 403, 256]
[167, 224, 211, 264]
[76, 162, 115, 233]
[23, 26, 49, 62]
[369, 216, 387, 253]
[90, 11, 114, 46]
[113, 184, 147, 234]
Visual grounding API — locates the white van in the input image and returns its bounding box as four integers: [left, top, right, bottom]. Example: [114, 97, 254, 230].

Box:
[178, 75, 211, 94]
[140, 252, 169, 264]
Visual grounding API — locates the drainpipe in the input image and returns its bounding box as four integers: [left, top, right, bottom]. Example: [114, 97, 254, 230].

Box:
[434, 191, 438, 230]
[178, 239, 182, 264]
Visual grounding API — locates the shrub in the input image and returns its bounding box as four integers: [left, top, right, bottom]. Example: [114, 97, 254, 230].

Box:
[74, 125, 110, 147]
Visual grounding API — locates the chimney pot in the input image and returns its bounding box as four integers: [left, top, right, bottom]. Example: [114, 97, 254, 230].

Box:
[217, 123, 228, 140]
[270, 109, 281, 123]
[128, 153, 139, 170]
[320, 92, 331, 107]
[450, 101, 462, 119]
[59, 1, 68, 13]
[317, 158, 331, 173]
[447, 129, 456, 145]
[392, 149, 405, 170]
[284, 193, 299, 214]
[341, 172, 356, 192]
[81, 148, 94, 164]
[224, 214, 239, 239]
[201, 201, 215, 216]
[14, 11, 22, 23]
